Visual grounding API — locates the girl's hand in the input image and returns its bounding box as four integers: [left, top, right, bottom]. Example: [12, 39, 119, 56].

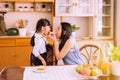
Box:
[42, 60, 46, 66]
[49, 32, 56, 41]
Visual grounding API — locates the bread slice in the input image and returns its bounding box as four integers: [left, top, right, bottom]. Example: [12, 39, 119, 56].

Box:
[36, 66, 46, 70]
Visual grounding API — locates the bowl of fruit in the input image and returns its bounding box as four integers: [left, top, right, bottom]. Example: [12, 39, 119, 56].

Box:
[76, 64, 102, 79]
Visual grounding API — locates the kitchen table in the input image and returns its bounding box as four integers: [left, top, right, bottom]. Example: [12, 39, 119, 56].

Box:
[0, 65, 120, 80]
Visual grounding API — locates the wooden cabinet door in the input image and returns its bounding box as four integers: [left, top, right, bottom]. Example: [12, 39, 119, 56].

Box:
[15, 47, 32, 66]
[0, 47, 16, 70]
[0, 0, 14, 1]
[35, 0, 54, 2]
[14, 0, 34, 2]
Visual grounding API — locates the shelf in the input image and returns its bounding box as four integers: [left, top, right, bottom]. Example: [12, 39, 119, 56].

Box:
[58, 4, 71, 7]
[102, 26, 110, 28]
[102, 14, 110, 17]
[103, 4, 111, 6]
[0, 2, 14, 12]
[0, 2, 52, 12]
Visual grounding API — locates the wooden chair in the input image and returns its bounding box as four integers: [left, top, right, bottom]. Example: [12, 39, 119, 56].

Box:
[79, 44, 99, 65]
[30, 52, 33, 66]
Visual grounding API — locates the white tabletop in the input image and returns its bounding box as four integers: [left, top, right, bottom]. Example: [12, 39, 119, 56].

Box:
[23, 65, 97, 80]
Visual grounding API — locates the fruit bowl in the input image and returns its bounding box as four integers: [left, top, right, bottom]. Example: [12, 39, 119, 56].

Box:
[76, 64, 102, 79]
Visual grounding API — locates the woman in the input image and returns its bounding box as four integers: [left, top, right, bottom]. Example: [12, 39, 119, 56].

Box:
[30, 18, 51, 66]
[49, 22, 85, 65]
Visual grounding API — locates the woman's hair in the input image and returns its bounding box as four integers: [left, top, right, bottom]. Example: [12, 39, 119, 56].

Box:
[59, 22, 72, 51]
[30, 18, 51, 46]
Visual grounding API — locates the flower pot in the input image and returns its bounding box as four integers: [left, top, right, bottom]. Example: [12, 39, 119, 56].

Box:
[19, 28, 26, 36]
[111, 61, 120, 76]
[72, 32, 76, 37]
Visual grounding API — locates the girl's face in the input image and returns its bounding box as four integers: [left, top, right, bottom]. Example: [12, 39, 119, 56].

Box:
[56, 26, 62, 39]
[44, 25, 51, 35]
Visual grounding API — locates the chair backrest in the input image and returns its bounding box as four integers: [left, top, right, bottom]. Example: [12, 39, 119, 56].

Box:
[79, 44, 99, 65]
[30, 52, 33, 66]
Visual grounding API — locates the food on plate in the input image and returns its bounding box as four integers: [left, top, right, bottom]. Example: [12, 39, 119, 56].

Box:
[76, 64, 84, 73]
[76, 64, 101, 76]
[36, 66, 46, 70]
[91, 68, 99, 76]
[80, 67, 91, 76]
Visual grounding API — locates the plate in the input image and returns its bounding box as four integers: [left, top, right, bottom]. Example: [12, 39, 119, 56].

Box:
[78, 73, 101, 79]
[31, 67, 47, 73]
[77, 69, 102, 79]
[76, 65, 102, 79]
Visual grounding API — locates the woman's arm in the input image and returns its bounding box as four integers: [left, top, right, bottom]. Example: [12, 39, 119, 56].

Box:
[53, 38, 73, 60]
[49, 32, 73, 60]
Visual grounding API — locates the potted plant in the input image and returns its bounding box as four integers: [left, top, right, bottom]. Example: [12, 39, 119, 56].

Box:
[71, 24, 80, 32]
[110, 46, 120, 76]
[71, 24, 80, 37]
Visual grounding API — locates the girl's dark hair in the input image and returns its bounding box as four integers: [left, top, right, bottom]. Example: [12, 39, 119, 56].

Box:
[59, 22, 72, 51]
[30, 18, 51, 46]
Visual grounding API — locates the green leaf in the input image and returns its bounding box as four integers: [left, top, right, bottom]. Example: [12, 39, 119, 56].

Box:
[71, 24, 80, 32]
[110, 46, 120, 61]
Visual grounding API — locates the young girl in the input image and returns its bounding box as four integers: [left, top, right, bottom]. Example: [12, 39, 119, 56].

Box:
[30, 18, 51, 66]
[49, 22, 85, 65]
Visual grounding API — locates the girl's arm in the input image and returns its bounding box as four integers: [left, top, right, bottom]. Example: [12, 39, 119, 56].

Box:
[37, 55, 46, 66]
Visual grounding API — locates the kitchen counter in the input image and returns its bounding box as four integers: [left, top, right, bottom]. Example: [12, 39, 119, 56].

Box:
[0, 36, 31, 39]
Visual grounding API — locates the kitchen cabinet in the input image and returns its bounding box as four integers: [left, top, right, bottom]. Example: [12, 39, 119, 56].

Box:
[93, 0, 114, 39]
[35, 2, 52, 12]
[0, 37, 54, 71]
[0, 38, 32, 70]
[55, 0, 94, 16]
[115, 0, 120, 46]
[0, 47, 16, 71]
[0, 1, 53, 12]
[15, 47, 32, 66]
[35, 0, 54, 2]
[14, 0, 34, 2]
[15, 2, 35, 12]
[0, 0, 14, 2]
[0, 2, 14, 12]
[56, 0, 114, 40]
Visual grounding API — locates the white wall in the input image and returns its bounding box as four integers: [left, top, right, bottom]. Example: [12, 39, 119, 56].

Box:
[63, 17, 88, 38]
[4, 12, 51, 35]
[115, 0, 120, 46]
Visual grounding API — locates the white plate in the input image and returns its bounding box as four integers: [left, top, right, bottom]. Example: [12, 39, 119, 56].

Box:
[76, 67, 102, 79]
[31, 67, 47, 73]
[78, 73, 102, 79]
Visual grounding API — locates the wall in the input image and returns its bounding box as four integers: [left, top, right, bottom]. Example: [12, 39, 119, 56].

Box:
[115, 0, 120, 46]
[4, 12, 51, 36]
[63, 17, 88, 38]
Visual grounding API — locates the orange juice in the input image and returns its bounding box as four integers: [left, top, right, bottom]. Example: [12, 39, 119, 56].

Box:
[101, 62, 111, 75]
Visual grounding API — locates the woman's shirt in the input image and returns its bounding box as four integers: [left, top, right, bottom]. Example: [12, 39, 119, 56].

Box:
[32, 33, 47, 57]
[63, 36, 85, 65]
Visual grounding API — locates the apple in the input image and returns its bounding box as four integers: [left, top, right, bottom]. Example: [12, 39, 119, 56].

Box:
[91, 68, 99, 76]
[76, 64, 84, 73]
[80, 67, 91, 76]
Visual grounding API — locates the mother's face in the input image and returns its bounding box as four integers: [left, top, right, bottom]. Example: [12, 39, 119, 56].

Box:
[55, 26, 62, 39]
